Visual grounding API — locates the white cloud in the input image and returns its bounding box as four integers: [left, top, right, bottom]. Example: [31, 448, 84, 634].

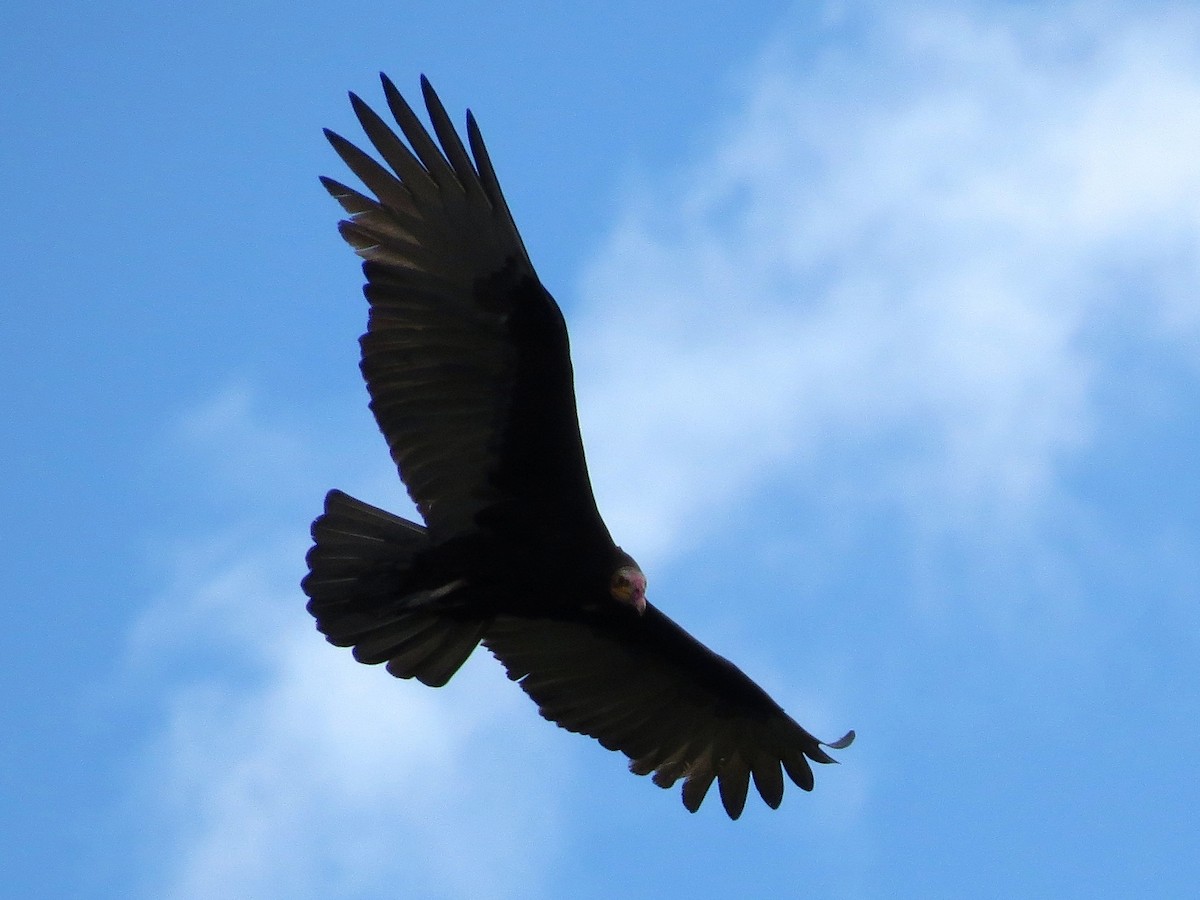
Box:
[173, 386, 320, 503]
[130, 427, 566, 900]
[575, 1, 1200, 561]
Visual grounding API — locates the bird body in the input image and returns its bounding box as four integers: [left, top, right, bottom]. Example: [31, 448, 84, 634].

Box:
[303, 75, 852, 819]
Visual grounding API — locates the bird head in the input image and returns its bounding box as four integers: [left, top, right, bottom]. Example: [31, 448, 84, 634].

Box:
[610, 565, 647, 615]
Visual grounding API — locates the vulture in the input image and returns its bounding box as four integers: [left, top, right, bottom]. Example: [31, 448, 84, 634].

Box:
[302, 74, 854, 819]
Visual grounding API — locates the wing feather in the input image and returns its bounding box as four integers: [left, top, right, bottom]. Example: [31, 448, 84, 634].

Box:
[350, 91, 444, 204]
[372, 76, 466, 202]
[717, 752, 751, 820]
[323, 77, 558, 540]
[682, 768, 716, 813]
[749, 747, 786, 810]
[324, 129, 417, 218]
[483, 609, 853, 818]
[415, 76, 488, 204]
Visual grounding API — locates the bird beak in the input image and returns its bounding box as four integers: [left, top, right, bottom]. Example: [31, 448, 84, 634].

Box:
[629, 572, 648, 615]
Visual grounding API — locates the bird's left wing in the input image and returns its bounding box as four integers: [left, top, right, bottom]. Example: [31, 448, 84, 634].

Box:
[483, 609, 853, 819]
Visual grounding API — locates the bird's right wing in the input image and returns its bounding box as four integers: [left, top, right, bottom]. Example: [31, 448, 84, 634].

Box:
[483, 609, 853, 819]
[323, 76, 596, 540]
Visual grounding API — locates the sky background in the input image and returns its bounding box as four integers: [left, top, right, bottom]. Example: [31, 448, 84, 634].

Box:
[3, 1, 1199, 897]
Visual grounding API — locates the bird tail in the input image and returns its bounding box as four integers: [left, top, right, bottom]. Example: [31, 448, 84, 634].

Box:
[302, 489, 487, 687]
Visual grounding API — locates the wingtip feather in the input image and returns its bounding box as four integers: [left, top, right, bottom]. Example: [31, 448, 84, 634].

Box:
[681, 771, 715, 813]
[826, 729, 856, 751]
[717, 759, 750, 820]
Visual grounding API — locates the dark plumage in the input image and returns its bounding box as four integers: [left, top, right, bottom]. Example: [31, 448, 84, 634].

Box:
[302, 74, 853, 819]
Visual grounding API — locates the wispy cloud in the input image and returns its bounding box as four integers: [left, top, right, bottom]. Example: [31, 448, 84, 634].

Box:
[576, 0, 1200, 562]
[131, 403, 566, 900]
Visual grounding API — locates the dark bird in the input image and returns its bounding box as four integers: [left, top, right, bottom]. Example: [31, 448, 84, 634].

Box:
[302, 74, 854, 819]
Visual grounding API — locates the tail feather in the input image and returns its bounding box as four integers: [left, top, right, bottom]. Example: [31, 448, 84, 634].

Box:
[405, 619, 490, 686]
[302, 489, 486, 687]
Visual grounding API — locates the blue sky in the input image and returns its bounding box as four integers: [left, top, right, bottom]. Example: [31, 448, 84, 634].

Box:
[4, 1, 1199, 897]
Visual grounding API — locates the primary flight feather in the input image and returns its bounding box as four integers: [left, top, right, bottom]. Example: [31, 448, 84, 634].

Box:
[302, 74, 853, 819]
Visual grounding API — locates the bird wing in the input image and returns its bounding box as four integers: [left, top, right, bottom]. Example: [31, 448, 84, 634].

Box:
[323, 75, 594, 540]
[483, 609, 854, 819]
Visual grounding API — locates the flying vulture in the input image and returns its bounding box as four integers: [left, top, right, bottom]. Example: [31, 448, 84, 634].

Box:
[302, 75, 854, 819]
